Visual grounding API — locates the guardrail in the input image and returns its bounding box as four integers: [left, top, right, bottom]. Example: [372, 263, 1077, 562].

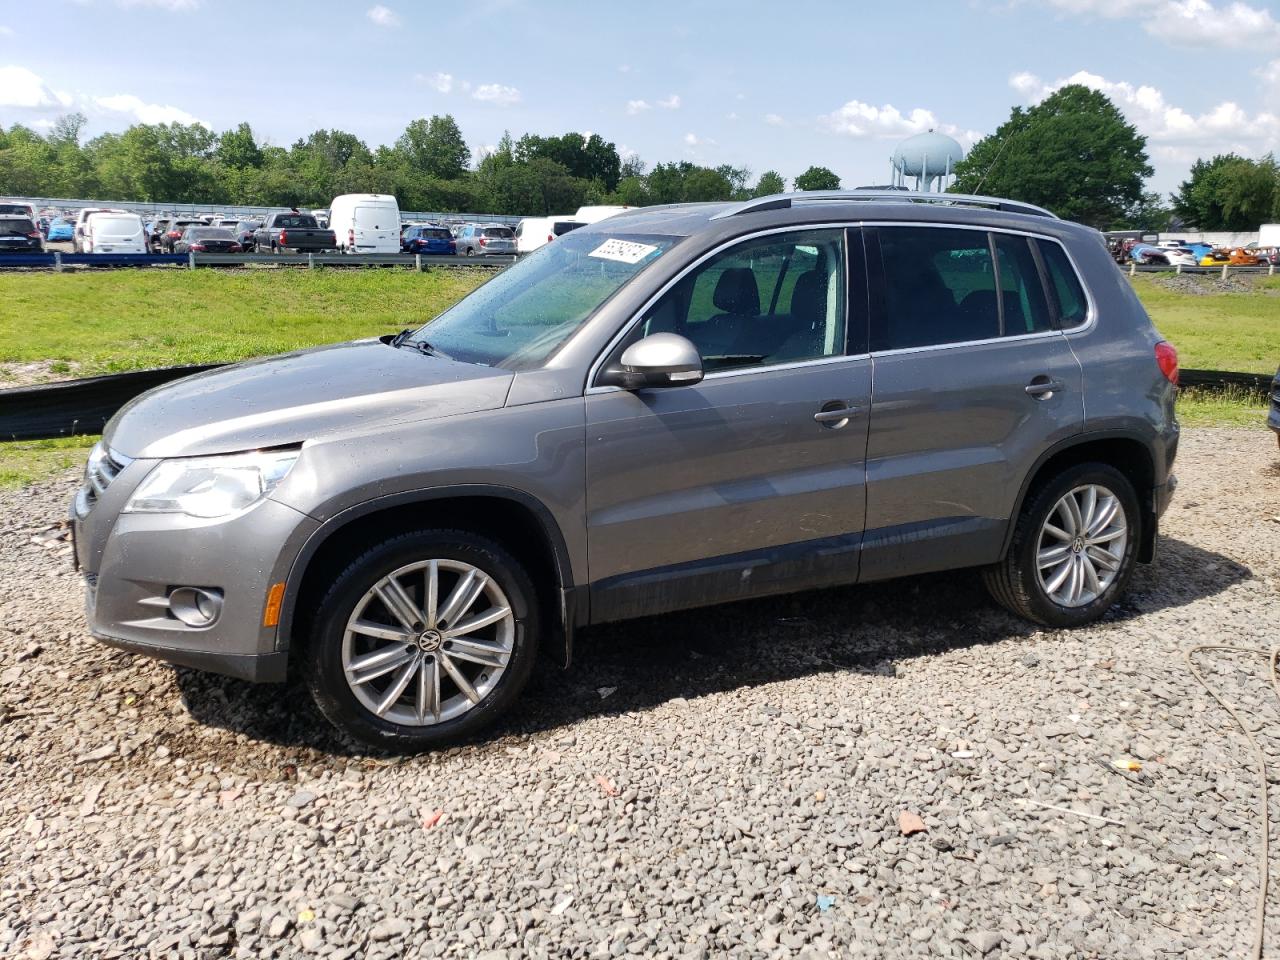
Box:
[1127, 262, 1276, 277]
[2, 363, 1273, 443]
[0, 251, 518, 271]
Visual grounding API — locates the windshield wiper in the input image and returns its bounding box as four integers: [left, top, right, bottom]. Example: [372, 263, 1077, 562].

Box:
[397, 336, 452, 360]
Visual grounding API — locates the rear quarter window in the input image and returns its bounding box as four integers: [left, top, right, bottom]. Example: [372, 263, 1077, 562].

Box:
[1037, 240, 1089, 328]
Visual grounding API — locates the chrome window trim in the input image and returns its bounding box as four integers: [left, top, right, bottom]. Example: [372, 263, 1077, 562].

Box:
[585, 222, 862, 394]
[866, 221, 1096, 353]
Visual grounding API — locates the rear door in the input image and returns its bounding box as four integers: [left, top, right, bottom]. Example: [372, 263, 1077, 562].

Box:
[584, 226, 873, 622]
[354, 204, 397, 252]
[859, 224, 1084, 580]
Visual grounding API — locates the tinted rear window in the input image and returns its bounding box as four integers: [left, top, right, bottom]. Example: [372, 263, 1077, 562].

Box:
[552, 221, 584, 236]
[483, 227, 514, 238]
[0, 217, 34, 231]
[189, 228, 234, 239]
[274, 215, 317, 228]
[876, 227, 999, 349]
[426, 229, 451, 239]
[0, 204, 31, 216]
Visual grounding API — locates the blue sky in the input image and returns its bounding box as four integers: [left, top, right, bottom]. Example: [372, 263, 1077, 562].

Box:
[2, 0, 1279, 195]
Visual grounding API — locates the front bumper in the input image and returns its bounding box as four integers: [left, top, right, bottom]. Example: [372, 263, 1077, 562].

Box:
[72, 458, 319, 683]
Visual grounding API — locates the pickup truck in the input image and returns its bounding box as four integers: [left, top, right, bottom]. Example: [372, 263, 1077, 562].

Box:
[252, 211, 336, 253]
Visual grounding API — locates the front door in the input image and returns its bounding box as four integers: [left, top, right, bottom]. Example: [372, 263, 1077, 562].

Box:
[584, 227, 872, 622]
[859, 224, 1085, 580]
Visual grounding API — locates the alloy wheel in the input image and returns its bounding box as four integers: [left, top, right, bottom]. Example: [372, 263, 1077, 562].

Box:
[341, 559, 514, 726]
[1035, 483, 1128, 607]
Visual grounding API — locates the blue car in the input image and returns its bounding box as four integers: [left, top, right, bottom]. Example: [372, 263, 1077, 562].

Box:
[47, 218, 74, 242]
[401, 224, 455, 255]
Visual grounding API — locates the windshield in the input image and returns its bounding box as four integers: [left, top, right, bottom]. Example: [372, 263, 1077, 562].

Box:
[406, 231, 676, 370]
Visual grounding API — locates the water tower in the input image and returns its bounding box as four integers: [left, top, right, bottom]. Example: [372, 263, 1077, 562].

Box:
[890, 130, 964, 192]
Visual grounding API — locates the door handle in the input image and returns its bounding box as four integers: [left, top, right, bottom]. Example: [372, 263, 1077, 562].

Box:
[814, 403, 859, 426]
[1025, 376, 1064, 399]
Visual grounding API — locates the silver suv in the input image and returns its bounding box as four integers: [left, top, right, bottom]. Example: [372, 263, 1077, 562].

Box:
[72, 191, 1179, 750]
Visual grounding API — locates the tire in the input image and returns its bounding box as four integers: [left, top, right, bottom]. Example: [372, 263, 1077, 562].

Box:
[304, 530, 540, 751]
[464, 247, 474, 257]
[983, 462, 1140, 628]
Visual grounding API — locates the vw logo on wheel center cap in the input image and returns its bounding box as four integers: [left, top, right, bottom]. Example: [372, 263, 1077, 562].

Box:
[415, 629, 443, 652]
[1072, 537, 1085, 553]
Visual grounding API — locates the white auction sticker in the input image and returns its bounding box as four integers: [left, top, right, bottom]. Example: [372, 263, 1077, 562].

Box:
[588, 238, 658, 264]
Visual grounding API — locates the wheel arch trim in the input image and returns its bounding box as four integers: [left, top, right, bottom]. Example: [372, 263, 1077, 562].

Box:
[276, 484, 580, 661]
[1001, 428, 1161, 561]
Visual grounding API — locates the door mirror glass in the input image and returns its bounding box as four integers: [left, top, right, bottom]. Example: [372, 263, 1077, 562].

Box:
[605, 333, 704, 389]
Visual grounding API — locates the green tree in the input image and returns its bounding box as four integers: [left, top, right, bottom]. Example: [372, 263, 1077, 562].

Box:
[952, 84, 1151, 228]
[216, 122, 263, 169]
[753, 170, 786, 196]
[515, 132, 621, 191]
[1113, 191, 1173, 233]
[794, 166, 841, 191]
[1171, 153, 1278, 230]
[395, 115, 470, 180]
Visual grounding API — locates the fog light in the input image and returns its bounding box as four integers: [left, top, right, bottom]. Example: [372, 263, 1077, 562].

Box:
[169, 587, 223, 627]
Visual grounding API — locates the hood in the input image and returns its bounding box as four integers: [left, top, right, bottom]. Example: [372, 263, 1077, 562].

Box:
[105, 340, 513, 459]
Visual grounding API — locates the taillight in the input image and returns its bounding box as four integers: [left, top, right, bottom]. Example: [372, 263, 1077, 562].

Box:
[280, 230, 288, 246]
[190, 243, 206, 252]
[348, 228, 355, 247]
[1155, 341, 1178, 386]
[547, 234, 554, 243]
[168, 230, 180, 239]
[230, 242, 242, 252]
[26, 232, 40, 239]
[479, 237, 487, 246]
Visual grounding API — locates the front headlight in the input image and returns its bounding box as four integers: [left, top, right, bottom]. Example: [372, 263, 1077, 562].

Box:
[124, 449, 299, 519]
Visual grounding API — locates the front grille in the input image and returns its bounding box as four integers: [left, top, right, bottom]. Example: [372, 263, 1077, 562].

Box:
[78, 443, 131, 515]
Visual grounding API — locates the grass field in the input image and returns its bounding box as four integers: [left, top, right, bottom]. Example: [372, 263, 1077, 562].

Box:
[0, 268, 488, 376]
[1129, 274, 1278, 374]
[0, 266, 1273, 487]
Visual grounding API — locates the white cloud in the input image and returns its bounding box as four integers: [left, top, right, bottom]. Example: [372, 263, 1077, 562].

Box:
[117, 0, 200, 9]
[821, 99, 940, 138]
[0, 25, 14, 36]
[764, 113, 786, 127]
[32, 118, 55, 130]
[420, 72, 454, 94]
[0, 66, 72, 109]
[618, 64, 632, 74]
[726, 112, 739, 121]
[475, 143, 497, 159]
[1041, 0, 1280, 50]
[683, 132, 715, 147]
[626, 99, 651, 115]
[472, 83, 521, 106]
[1010, 69, 1280, 148]
[366, 4, 399, 27]
[94, 93, 207, 126]
[657, 94, 681, 110]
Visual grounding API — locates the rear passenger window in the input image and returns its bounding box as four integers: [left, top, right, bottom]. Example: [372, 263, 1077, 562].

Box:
[992, 233, 1052, 335]
[1037, 240, 1088, 328]
[876, 227, 999, 349]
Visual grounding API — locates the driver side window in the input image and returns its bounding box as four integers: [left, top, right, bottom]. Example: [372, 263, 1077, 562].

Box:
[636, 229, 847, 372]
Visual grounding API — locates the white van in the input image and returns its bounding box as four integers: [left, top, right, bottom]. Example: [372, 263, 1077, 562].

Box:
[83, 212, 146, 254]
[328, 194, 400, 254]
[573, 205, 632, 225]
[73, 207, 127, 253]
[514, 215, 585, 254]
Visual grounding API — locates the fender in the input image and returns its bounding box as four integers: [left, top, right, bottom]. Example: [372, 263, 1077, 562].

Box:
[1000, 427, 1162, 562]
[276, 483, 582, 668]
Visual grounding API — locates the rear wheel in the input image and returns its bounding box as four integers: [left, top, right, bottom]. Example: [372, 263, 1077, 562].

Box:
[305, 530, 540, 751]
[983, 463, 1139, 628]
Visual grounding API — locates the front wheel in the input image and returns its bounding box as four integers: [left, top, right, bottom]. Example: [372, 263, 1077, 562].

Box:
[983, 463, 1139, 628]
[305, 530, 540, 751]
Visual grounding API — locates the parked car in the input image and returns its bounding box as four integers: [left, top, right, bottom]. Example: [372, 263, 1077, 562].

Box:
[46, 218, 74, 243]
[0, 215, 43, 253]
[329, 193, 401, 254]
[174, 226, 242, 253]
[1128, 243, 1170, 266]
[455, 223, 516, 256]
[1200, 248, 1260, 266]
[71, 189, 1179, 750]
[73, 207, 127, 253]
[574, 205, 632, 224]
[1162, 248, 1198, 268]
[514, 215, 585, 254]
[252, 211, 336, 253]
[401, 225, 456, 255]
[0, 200, 38, 224]
[233, 220, 262, 250]
[155, 217, 206, 253]
[83, 212, 148, 254]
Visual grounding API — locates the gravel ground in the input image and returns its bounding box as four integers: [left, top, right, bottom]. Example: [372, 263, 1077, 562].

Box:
[2, 427, 1278, 959]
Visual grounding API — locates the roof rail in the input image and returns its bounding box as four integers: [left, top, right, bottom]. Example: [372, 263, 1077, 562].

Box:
[710, 190, 1058, 221]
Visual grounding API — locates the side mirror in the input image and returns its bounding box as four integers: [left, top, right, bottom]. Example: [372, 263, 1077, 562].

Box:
[603, 333, 704, 390]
